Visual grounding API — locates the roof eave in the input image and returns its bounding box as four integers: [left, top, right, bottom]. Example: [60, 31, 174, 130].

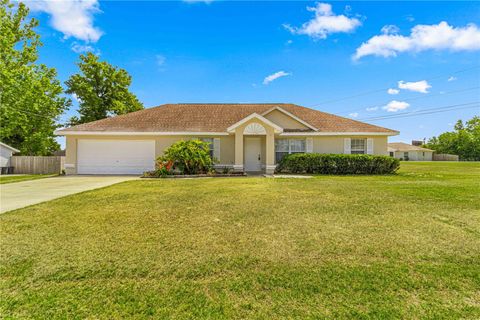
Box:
[0, 142, 20, 153]
[54, 130, 230, 136]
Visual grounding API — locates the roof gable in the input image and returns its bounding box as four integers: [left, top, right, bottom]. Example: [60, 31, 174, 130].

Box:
[262, 107, 317, 131]
[226, 113, 283, 133]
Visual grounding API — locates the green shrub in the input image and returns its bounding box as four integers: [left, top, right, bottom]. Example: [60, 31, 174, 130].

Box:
[276, 153, 400, 175]
[158, 139, 214, 175]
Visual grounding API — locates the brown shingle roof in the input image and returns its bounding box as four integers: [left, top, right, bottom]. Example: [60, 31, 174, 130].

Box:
[388, 142, 434, 152]
[59, 103, 398, 133]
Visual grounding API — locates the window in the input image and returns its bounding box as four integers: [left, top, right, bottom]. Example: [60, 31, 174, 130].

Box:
[351, 139, 366, 154]
[389, 152, 394, 157]
[275, 139, 306, 163]
[403, 152, 409, 160]
[200, 138, 214, 158]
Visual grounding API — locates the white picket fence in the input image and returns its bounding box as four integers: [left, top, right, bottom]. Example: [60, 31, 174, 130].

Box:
[10, 156, 65, 174]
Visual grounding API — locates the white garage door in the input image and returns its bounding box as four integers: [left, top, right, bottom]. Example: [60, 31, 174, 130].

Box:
[77, 140, 155, 174]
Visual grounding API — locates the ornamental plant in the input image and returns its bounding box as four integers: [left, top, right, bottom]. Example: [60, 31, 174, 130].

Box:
[154, 159, 174, 177]
[157, 139, 214, 175]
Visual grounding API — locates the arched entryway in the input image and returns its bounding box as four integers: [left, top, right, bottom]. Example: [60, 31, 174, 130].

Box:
[243, 123, 266, 172]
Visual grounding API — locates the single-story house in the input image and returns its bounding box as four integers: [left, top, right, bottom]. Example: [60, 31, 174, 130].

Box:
[388, 142, 434, 161]
[55, 103, 399, 175]
[0, 141, 20, 169]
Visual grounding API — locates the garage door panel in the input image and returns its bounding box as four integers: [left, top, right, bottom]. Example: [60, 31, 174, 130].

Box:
[77, 140, 155, 174]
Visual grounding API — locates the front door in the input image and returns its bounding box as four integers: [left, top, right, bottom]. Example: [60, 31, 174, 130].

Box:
[245, 137, 262, 171]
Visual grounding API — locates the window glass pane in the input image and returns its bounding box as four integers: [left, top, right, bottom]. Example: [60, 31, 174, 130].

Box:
[290, 139, 306, 152]
[351, 138, 366, 154]
[275, 139, 289, 152]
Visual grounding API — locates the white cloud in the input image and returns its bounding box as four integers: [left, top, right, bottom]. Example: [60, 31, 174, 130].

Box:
[405, 15, 415, 22]
[284, 3, 361, 39]
[448, 76, 457, 82]
[263, 71, 291, 85]
[349, 112, 359, 118]
[27, 0, 103, 42]
[353, 21, 480, 60]
[398, 80, 431, 93]
[387, 88, 400, 95]
[381, 25, 400, 35]
[156, 55, 166, 66]
[71, 93, 82, 103]
[383, 100, 410, 112]
[366, 107, 378, 111]
[71, 42, 97, 53]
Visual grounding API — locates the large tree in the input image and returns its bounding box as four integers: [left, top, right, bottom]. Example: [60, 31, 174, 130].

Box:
[425, 116, 480, 161]
[0, 0, 70, 155]
[65, 53, 143, 125]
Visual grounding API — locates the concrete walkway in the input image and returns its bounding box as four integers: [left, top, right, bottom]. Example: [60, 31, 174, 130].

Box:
[0, 176, 138, 214]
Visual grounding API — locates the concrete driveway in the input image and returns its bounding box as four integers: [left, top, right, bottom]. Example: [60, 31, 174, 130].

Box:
[0, 176, 138, 213]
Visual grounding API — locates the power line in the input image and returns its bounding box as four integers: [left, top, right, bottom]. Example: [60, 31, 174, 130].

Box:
[357, 102, 480, 122]
[307, 65, 480, 108]
[336, 86, 480, 116]
[359, 101, 478, 120]
[364, 105, 479, 122]
[0, 105, 68, 121]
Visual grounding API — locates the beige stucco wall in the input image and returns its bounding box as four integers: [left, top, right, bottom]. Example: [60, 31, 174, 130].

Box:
[65, 133, 390, 174]
[264, 109, 309, 130]
[220, 135, 235, 165]
[309, 135, 387, 155]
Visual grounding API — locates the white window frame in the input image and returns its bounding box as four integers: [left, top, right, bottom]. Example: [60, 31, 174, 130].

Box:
[275, 139, 306, 163]
[351, 138, 367, 154]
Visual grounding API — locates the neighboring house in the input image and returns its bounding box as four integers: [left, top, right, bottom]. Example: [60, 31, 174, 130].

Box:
[388, 142, 434, 161]
[0, 142, 20, 168]
[55, 103, 399, 175]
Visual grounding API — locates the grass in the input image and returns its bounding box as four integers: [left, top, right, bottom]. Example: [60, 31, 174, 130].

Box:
[1, 162, 479, 319]
[0, 174, 55, 184]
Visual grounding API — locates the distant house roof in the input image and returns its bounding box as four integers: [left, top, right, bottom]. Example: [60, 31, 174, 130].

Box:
[388, 142, 434, 152]
[56, 103, 398, 135]
[0, 142, 20, 153]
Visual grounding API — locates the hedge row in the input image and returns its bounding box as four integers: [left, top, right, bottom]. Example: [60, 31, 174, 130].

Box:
[276, 153, 400, 174]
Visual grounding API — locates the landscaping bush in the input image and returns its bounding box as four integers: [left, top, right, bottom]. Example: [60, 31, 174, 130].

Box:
[276, 153, 400, 174]
[156, 139, 214, 175]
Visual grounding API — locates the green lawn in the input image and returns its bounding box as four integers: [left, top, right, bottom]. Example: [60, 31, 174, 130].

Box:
[1, 162, 479, 319]
[0, 174, 55, 184]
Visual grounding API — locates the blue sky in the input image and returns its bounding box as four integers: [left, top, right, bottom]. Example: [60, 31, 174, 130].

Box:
[27, 1, 480, 147]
